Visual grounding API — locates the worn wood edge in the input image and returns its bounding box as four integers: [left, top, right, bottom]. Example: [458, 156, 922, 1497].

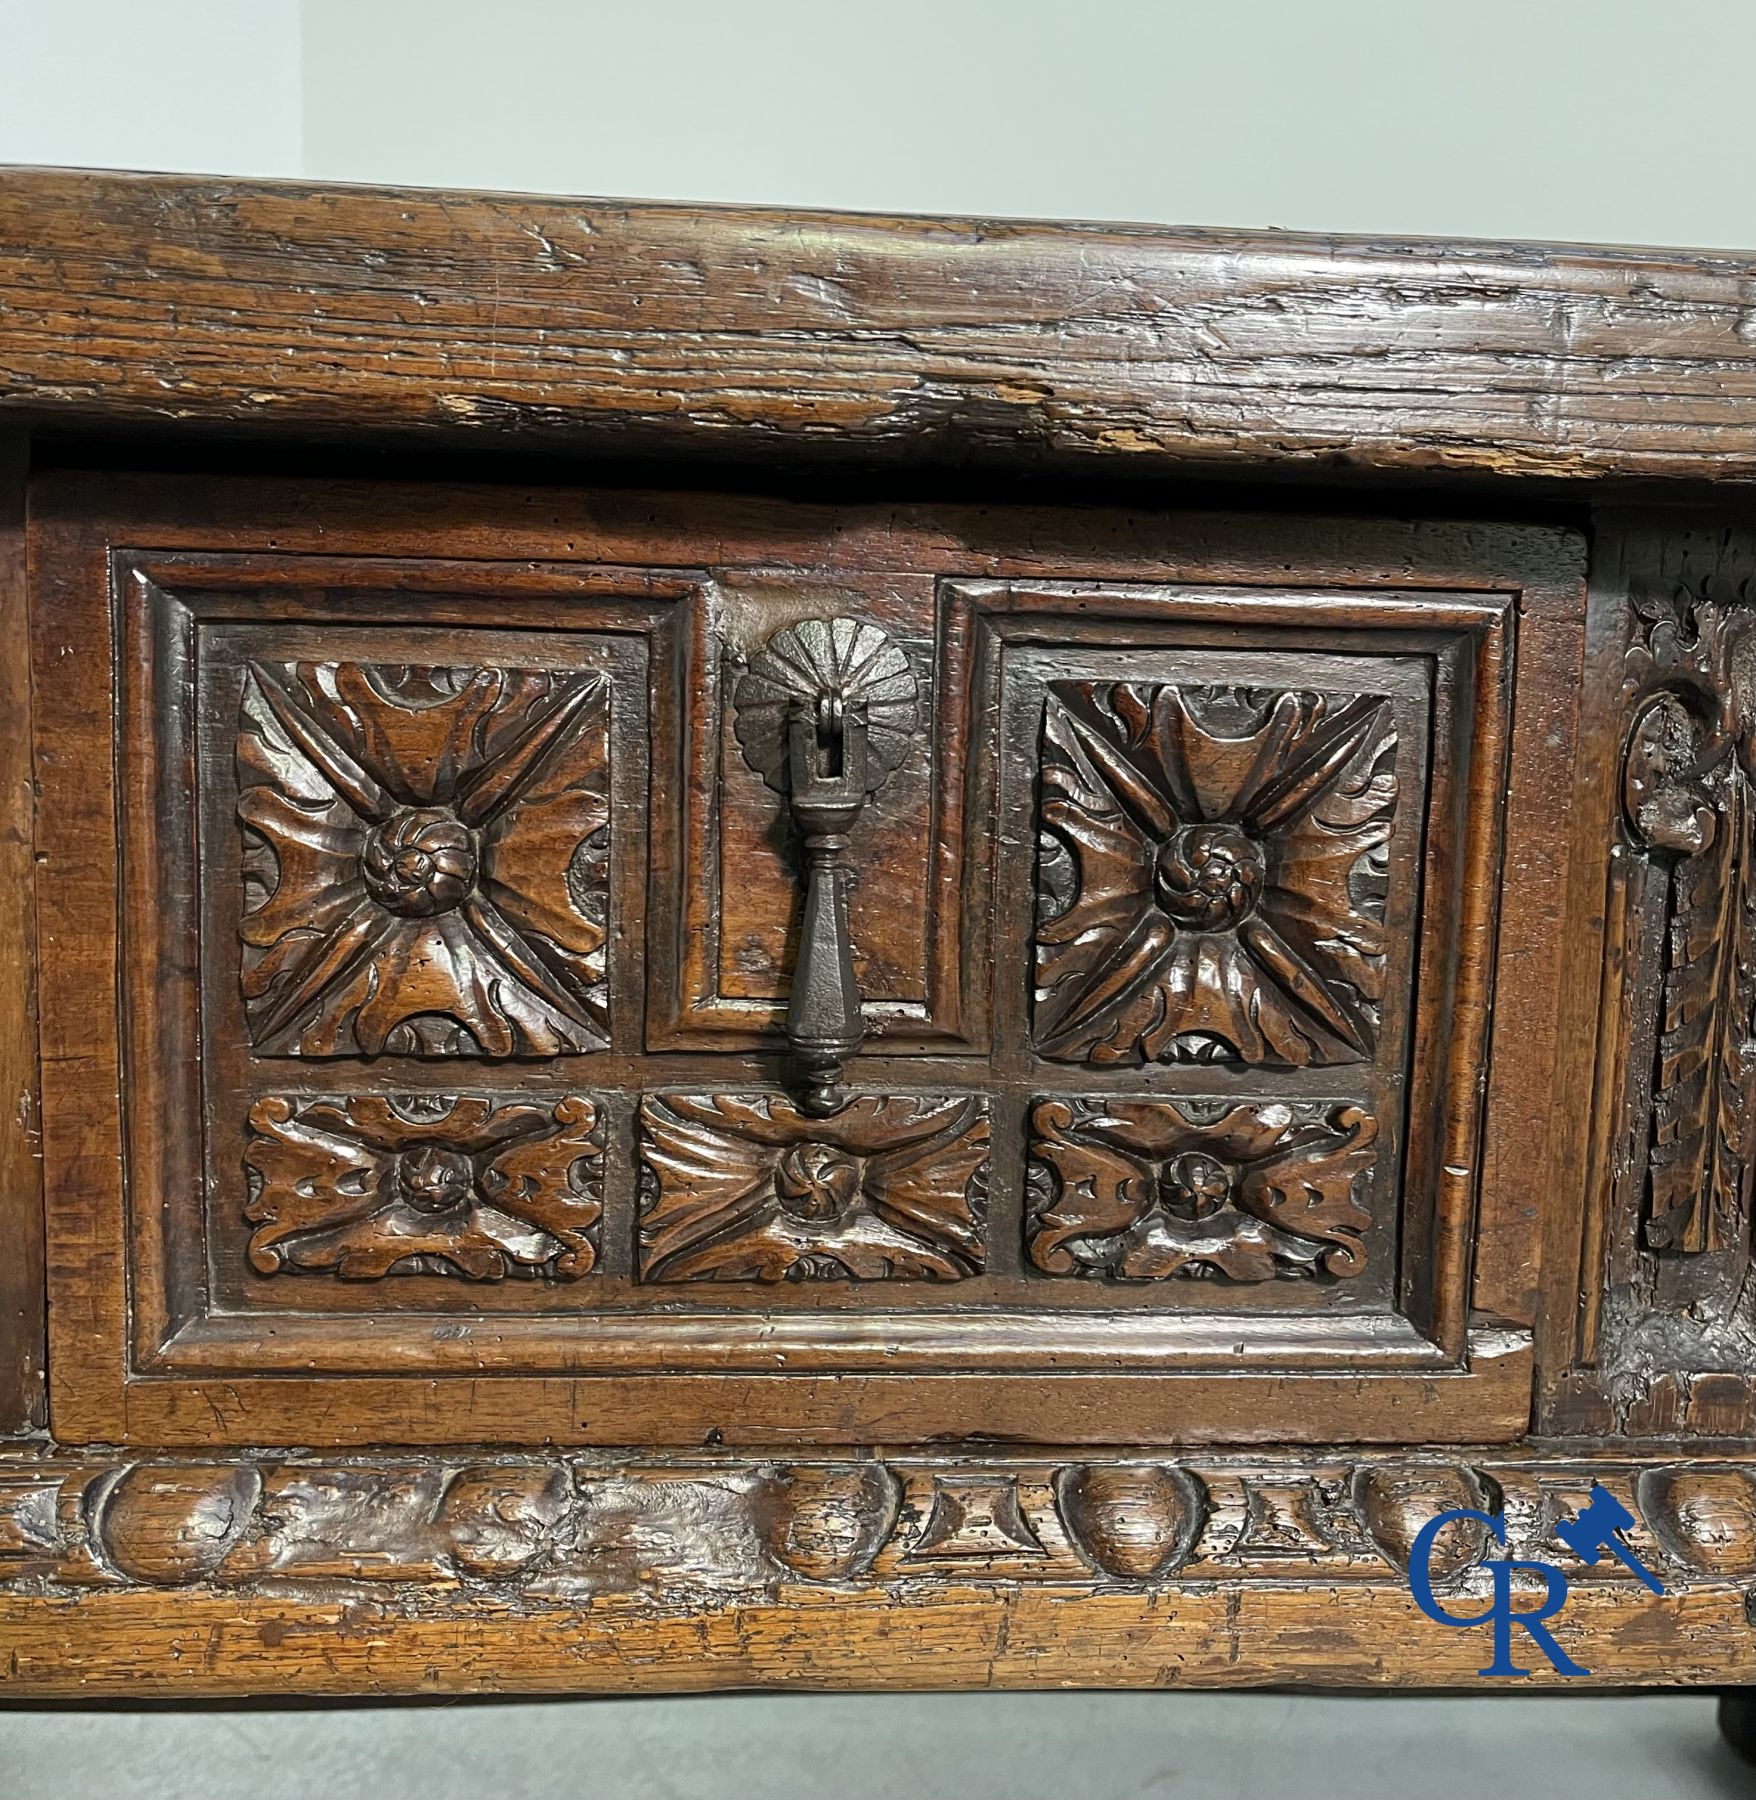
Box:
[27, 468, 1595, 590]
[2, 1583, 1748, 1697]
[104, 1358, 1537, 1451]
[0, 431, 42, 1431]
[2, 169, 1753, 483]
[0, 1446, 1751, 1695]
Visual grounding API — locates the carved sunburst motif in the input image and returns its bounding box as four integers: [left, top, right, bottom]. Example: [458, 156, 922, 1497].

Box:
[1034, 682, 1397, 1066]
[237, 661, 611, 1056]
[638, 1092, 991, 1282]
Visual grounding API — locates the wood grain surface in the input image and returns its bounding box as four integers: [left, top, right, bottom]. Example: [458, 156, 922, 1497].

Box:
[0, 169, 1752, 482]
[0, 439, 41, 1432]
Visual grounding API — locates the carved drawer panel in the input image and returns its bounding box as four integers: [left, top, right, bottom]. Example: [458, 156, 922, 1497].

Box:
[1026, 1096, 1377, 1284]
[29, 477, 1586, 1447]
[1011, 645, 1428, 1313]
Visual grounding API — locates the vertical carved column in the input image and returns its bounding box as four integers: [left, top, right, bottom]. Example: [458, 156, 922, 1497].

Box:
[1622, 572, 1756, 1255]
[1559, 521, 1756, 1436]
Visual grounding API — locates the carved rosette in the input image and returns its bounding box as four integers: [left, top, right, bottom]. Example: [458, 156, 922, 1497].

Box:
[1619, 577, 1756, 1255]
[1034, 682, 1396, 1066]
[244, 1094, 605, 1280]
[1027, 1095, 1377, 1281]
[237, 660, 611, 1057]
[637, 1092, 990, 1282]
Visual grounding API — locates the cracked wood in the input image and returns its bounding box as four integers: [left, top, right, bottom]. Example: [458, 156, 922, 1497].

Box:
[0, 170, 1752, 481]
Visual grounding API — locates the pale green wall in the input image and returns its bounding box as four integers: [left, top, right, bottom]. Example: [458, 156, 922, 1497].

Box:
[298, 0, 1756, 248]
[3, 0, 1754, 247]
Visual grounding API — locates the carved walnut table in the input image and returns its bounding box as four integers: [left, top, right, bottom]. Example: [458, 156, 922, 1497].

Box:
[0, 172, 1751, 1731]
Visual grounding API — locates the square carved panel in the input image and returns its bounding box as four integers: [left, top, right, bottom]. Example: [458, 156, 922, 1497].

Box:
[966, 627, 1437, 1314]
[238, 659, 611, 1057]
[1034, 681, 1396, 1068]
[638, 1091, 991, 1283]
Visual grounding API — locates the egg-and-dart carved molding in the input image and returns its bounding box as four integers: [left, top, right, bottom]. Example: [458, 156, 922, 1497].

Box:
[1, 1452, 1751, 1595]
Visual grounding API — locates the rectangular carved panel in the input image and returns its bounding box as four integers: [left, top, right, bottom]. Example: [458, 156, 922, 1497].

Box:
[1620, 582, 1754, 1259]
[638, 1091, 991, 1282]
[981, 633, 1434, 1322]
[1027, 1096, 1377, 1282]
[244, 1094, 605, 1281]
[28, 479, 1578, 1445]
[77, 540, 684, 1422]
[1550, 518, 1756, 1440]
[238, 659, 612, 1057]
[1035, 682, 1396, 1068]
[649, 568, 976, 1053]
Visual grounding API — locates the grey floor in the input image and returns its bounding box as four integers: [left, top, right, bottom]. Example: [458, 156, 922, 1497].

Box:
[0, 1694, 1746, 1800]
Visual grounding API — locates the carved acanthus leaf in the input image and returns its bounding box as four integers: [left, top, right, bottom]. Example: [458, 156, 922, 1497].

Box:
[1026, 1095, 1377, 1282]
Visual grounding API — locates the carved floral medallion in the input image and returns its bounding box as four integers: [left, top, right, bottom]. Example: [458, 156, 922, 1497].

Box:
[237, 660, 611, 1056]
[1027, 1095, 1377, 1281]
[638, 1092, 991, 1282]
[244, 1093, 604, 1280]
[1034, 682, 1397, 1066]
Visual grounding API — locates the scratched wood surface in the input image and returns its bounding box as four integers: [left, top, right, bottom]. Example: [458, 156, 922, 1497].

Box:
[0, 169, 1753, 482]
[0, 441, 40, 1432]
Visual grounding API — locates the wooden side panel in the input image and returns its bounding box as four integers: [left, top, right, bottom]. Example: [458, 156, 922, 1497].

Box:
[1544, 514, 1756, 1438]
[0, 435, 41, 1433]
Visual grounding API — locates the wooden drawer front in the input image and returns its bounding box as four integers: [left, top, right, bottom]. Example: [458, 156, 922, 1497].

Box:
[30, 477, 1585, 1447]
